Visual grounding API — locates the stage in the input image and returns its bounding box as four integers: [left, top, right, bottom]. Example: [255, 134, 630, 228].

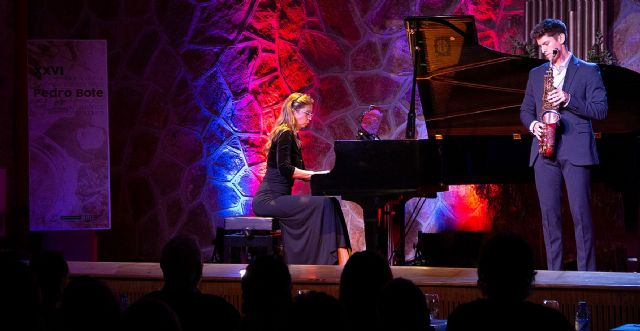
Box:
[69, 262, 640, 331]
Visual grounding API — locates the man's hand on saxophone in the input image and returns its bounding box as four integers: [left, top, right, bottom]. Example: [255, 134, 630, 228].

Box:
[547, 88, 570, 107]
[531, 121, 545, 141]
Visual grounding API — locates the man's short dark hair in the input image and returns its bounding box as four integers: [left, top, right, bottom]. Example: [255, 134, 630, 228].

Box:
[530, 18, 567, 43]
[160, 235, 202, 287]
[477, 233, 537, 301]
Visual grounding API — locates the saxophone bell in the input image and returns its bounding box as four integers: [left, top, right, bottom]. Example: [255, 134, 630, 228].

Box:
[540, 109, 561, 158]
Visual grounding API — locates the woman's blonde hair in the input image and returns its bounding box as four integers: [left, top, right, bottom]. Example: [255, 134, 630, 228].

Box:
[265, 92, 314, 152]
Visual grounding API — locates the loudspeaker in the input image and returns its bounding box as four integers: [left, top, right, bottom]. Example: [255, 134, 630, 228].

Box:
[416, 231, 484, 267]
[217, 217, 282, 263]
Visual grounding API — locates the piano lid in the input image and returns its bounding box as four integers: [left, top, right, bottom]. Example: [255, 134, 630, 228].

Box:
[405, 15, 640, 136]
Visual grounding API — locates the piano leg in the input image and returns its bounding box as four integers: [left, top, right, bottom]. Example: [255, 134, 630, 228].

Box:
[389, 201, 407, 266]
[363, 206, 386, 261]
[353, 197, 409, 265]
[382, 197, 416, 266]
[623, 189, 640, 272]
[352, 198, 389, 263]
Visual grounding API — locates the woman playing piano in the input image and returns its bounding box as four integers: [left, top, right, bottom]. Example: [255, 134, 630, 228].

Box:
[252, 92, 351, 265]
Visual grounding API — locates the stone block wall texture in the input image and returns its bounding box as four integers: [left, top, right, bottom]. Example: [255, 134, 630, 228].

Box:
[23, 0, 639, 264]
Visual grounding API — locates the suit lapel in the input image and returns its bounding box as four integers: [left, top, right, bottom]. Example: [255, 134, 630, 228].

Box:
[562, 55, 580, 92]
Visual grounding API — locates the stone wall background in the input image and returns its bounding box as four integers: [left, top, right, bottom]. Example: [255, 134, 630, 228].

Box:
[18, 0, 639, 267]
[612, 0, 640, 72]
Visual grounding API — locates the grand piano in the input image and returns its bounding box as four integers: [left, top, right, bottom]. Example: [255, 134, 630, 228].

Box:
[310, 16, 640, 264]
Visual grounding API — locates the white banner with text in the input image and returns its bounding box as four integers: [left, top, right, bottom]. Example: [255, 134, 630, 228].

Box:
[27, 40, 110, 230]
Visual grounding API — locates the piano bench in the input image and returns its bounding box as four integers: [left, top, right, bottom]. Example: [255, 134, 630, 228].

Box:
[220, 217, 282, 263]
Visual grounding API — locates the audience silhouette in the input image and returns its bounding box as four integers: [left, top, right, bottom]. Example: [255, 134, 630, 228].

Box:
[0, 232, 585, 331]
[446, 233, 573, 331]
[291, 290, 346, 331]
[0, 251, 44, 331]
[61, 275, 120, 331]
[379, 277, 432, 331]
[339, 250, 393, 331]
[120, 297, 183, 331]
[241, 255, 292, 331]
[143, 234, 240, 331]
[30, 250, 69, 331]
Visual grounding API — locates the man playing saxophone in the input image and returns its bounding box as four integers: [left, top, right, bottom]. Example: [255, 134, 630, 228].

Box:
[520, 19, 608, 271]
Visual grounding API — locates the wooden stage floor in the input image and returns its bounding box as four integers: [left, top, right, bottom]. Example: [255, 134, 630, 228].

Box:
[70, 262, 640, 331]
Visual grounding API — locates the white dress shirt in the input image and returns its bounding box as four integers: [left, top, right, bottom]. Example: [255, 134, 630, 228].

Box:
[529, 52, 572, 133]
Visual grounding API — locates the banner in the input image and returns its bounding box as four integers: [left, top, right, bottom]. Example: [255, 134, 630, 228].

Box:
[27, 40, 110, 230]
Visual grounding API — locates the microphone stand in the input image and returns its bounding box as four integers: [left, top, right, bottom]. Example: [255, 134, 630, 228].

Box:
[406, 21, 419, 139]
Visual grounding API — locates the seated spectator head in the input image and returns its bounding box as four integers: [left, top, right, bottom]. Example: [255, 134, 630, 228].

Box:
[62, 275, 120, 331]
[339, 250, 393, 309]
[0, 250, 43, 330]
[291, 290, 345, 331]
[241, 255, 292, 318]
[160, 234, 202, 290]
[379, 277, 431, 331]
[120, 298, 182, 331]
[477, 233, 537, 302]
[30, 250, 69, 308]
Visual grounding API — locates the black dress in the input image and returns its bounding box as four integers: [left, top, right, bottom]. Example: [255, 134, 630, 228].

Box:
[252, 129, 350, 265]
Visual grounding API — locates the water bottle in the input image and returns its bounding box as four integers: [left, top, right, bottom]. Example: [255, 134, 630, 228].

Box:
[575, 300, 590, 331]
[119, 293, 130, 310]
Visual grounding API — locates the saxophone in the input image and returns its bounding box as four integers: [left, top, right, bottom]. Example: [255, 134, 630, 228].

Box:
[538, 49, 561, 158]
